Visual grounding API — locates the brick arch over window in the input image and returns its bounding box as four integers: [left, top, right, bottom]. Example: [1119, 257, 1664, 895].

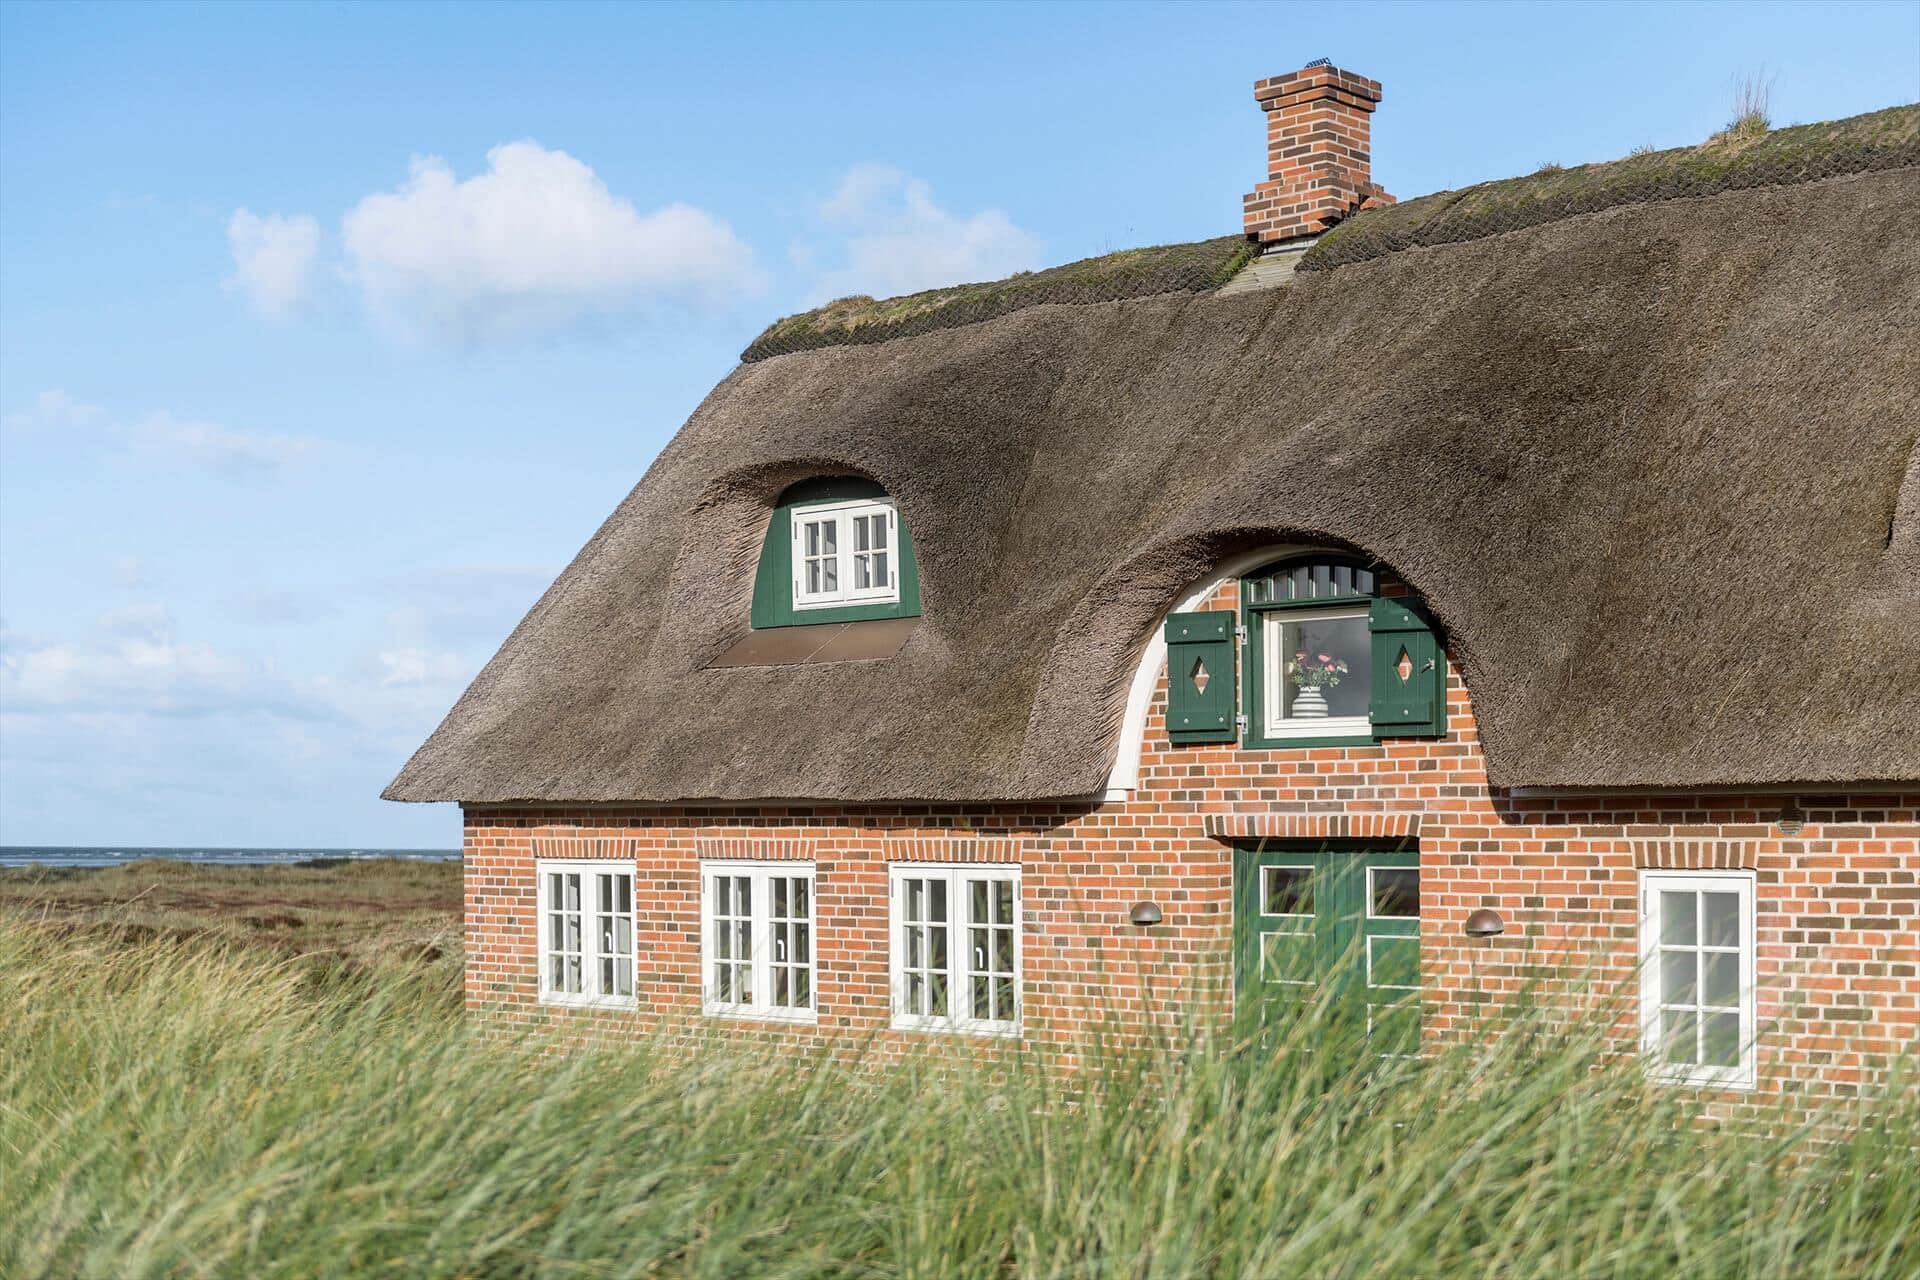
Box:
[1013, 529, 1465, 797]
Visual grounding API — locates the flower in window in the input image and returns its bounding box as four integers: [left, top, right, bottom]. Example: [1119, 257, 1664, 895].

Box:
[1287, 655, 1350, 689]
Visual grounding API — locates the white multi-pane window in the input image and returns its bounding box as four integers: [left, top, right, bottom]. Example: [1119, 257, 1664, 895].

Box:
[1259, 604, 1373, 739]
[1639, 871, 1757, 1089]
[791, 499, 899, 610]
[889, 864, 1021, 1036]
[700, 861, 817, 1022]
[537, 861, 636, 1008]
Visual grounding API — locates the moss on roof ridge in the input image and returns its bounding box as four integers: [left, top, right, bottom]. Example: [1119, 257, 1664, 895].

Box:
[742, 235, 1252, 363]
[742, 105, 1916, 362]
[1302, 104, 1920, 272]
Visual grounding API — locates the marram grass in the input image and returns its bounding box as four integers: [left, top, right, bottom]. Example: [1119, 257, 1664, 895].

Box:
[1, 922, 1913, 1279]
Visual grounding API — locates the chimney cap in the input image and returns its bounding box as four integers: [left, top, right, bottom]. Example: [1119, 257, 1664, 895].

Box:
[1253, 63, 1385, 107]
[1244, 61, 1393, 244]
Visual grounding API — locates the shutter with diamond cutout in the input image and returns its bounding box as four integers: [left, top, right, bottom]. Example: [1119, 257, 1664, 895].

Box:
[1368, 598, 1444, 738]
[1164, 611, 1236, 744]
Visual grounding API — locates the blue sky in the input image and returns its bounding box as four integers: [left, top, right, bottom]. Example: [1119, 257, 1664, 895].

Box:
[2, 1, 1915, 849]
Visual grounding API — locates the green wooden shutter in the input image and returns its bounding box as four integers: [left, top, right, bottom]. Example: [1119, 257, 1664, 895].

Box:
[1165, 611, 1236, 744]
[1368, 598, 1445, 738]
[749, 505, 792, 629]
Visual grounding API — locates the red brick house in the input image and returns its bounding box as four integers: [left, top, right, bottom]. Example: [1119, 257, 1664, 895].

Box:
[388, 65, 1920, 1101]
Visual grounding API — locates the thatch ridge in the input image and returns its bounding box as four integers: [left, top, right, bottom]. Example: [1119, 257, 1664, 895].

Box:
[744, 108, 1917, 363]
[1302, 104, 1920, 272]
[742, 237, 1252, 363]
[388, 166, 1920, 805]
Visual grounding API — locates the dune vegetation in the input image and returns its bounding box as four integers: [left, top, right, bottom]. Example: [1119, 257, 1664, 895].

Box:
[2, 897, 1914, 1279]
[0, 857, 461, 968]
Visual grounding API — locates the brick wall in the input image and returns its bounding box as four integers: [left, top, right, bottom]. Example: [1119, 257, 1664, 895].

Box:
[463, 575, 1918, 1100]
[1243, 62, 1396, 245]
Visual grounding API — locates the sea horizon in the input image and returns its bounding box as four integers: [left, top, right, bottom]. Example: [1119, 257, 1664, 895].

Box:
[0, 845, 462, 869]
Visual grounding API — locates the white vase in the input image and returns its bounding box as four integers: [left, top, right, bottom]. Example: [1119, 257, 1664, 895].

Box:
[1293, 685, 1329, 718]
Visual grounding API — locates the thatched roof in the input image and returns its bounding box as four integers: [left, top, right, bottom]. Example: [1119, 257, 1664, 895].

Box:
[742, 237, 1251, 362]
[387, 158, 1920, 805]
[1301, 104, 1919, 272]
[744, 107, 1918, 362]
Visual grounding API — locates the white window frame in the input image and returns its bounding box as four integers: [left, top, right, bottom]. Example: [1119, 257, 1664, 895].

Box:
[699, 860, 819, 1024]
[888, 863, 1022, 1037]
[1365, 865, 1420, 920]
[1261, 863, 1316, 918]
[1639, 870, 1758, 1090]
[790, 498, 900, 610]
[536, 860, 637, 1009]
[1260, 603, 1372, 740]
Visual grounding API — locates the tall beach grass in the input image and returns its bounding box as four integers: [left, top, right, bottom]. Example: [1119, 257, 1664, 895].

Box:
[2, 920, 1913, 1278]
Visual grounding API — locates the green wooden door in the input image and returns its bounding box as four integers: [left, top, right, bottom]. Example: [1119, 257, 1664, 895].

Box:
[1233, 845, 1421, 1056]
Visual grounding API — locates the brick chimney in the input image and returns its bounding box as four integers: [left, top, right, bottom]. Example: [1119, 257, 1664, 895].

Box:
[1242, 60, 1394, 246]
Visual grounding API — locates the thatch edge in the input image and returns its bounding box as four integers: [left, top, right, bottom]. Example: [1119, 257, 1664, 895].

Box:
[742, 236, 1251, 363]
[1301, 104, 1920, 272]
[741, 105, 1919, 364]
[385, 166, 1920, 805]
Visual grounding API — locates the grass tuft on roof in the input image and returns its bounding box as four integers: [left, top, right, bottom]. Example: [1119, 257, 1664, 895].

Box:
[741, 105, 1916, 362]
[1302, 104, 1919, 272]
[742, 235, 1252, 363]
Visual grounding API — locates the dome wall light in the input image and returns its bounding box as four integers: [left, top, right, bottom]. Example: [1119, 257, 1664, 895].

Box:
[1464, 908, 1505, 938]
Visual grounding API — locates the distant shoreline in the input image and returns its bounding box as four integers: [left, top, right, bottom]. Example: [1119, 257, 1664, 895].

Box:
[0, 846, 461, 869]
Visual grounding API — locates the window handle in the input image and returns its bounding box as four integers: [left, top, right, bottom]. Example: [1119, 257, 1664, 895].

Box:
[775, 937, 786, 961]
[974, 946, 986, 969]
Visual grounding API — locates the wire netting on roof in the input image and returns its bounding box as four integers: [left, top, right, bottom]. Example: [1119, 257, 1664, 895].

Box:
[741, 107, 1917, 362]
[1301, 105, 1920, 273]
[742, 236, 1253, 363]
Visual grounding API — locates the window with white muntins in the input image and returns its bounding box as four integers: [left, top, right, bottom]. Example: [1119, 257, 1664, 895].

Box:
[701, 861, 817, 1022]
[1259, 603, 1373, 740]
[792, 499, 898, 609]
[890, 864, 1021, 1036]
[1639, 870, 1757, 1089]
[537, 861, 636, 1007]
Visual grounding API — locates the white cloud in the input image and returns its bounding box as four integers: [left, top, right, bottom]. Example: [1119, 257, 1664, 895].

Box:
[226, 208, 321, 318]
[377, 563, 555, 646]
[801, 164, 1043, 303]
[0, 629, 333, 722]
[4, 390, 317, 477]
[127, 409, 314, 474]
[375, 648, 472, 688]
[0, 601, 481, 844]
[98, 603, 176, 646]
[340, 141, 763, 342]
[9, 388, 106, 432]
[112, 557, 155, 590]
[226, 588, 336, 625]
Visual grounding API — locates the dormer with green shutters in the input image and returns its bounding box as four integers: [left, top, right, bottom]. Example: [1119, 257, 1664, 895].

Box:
[1163, 555, 1446, 747]
[750, 477, 922, 629]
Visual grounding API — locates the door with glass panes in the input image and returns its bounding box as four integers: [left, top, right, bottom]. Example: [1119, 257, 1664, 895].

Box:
[1232, 844, 1421, 1054]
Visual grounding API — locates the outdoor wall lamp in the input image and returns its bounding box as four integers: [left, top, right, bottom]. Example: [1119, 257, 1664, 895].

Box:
[1129, 901, 1164, 926]
[1464, 908, 1505, 938]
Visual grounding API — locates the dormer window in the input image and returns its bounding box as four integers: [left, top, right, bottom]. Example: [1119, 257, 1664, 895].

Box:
[1259, 604, 1371, 738]
[792, 498, 899, 609]
[749, 477, 922, 630]
[1162, 555, 1445, 746]
[1246, 562, 1376, 741]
